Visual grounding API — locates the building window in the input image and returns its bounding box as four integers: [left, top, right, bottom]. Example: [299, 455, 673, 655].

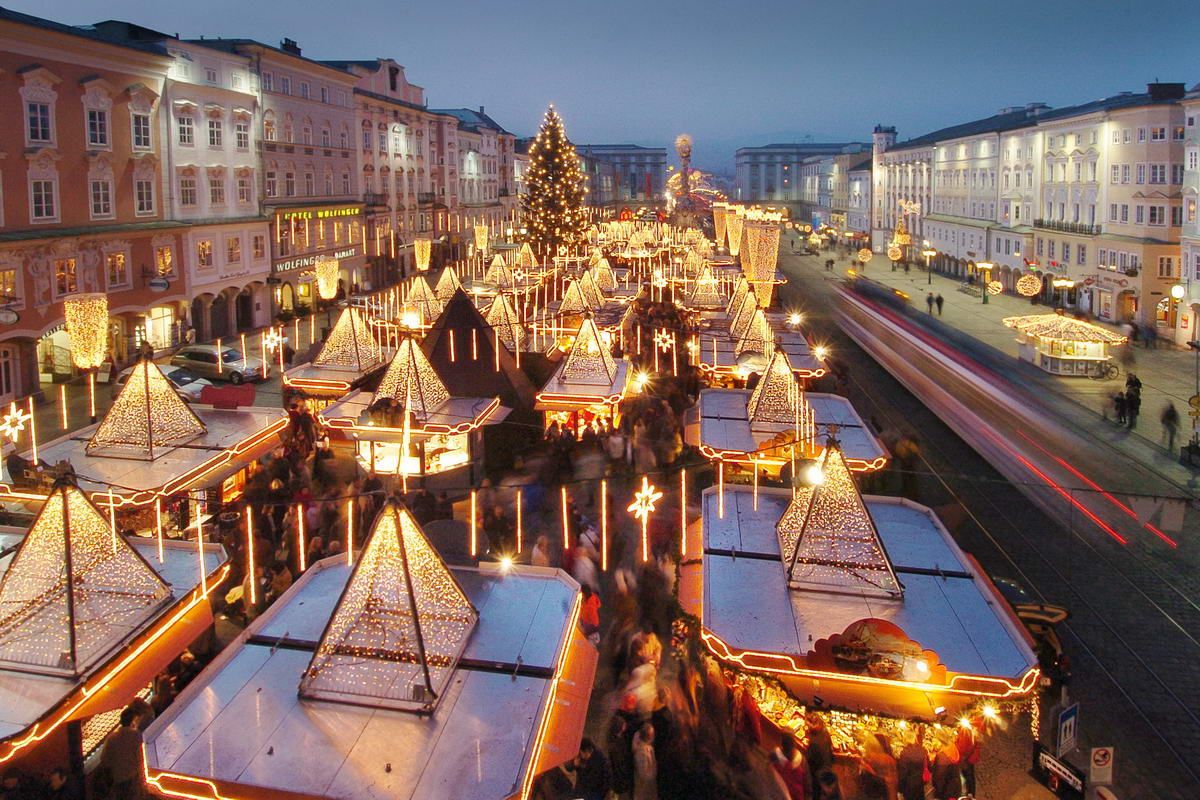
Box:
[105, 252, 128, 289]
[265, 171, 277, 198]
[341, 172, 351, 194]
[0, 268, 18, 307]
[1136, 164, 1146, 184]
[1137, 128, 1146, 143]
[135, 178, 155, 215]
[252, 234, 266, 259]
[324, 172, 333, 195]
[1136, 205, 1145, 224]
[205, 67, 218, 84]
[90, 179, 112, 218]
[262, 72, 273, 92]
[235, 121, 249, 150]
[1078, 245, 1087, 265]
[209, 176, 225, 205]
[1150, 164, 1165, 184]
[321, 127, 331, 147]
[197, 240, 213, 269]
[320, 87, 328, 104]
[1121, 165, 1130, 183]
[180, 176, 197, 207]
[304, 172, 314, 196]
[1150, 127, 1166, 142]
[31, 179, 56, 221]
[237, 175, 251, 203]
[231, 73, 242, 90]
[54, 258, 77, 297]
[132, 113, 151, 149]
[1159, 256, 1174, 277]
[280, 76, 291, 95]
[299, 82, 309, 99]
[226, 236, 241, 264]
[208, 119, 223, 148]
[27, 102, 52, 143]
[1149, 206, 1166, 225]
[155, 246, 173, 275]
[302, 126, 312, 145]
[285, 172, 295, 196]
[87, 109, 109, 147]
[178, 115, 194, 145]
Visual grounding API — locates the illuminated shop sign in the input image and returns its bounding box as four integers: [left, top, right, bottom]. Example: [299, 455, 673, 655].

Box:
[273, 247, 359, 274]
[278, 206, 364, 222]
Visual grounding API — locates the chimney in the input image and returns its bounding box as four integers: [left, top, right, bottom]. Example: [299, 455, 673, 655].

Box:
[1025, 102, 1050, 116]
[280, 38, 301, 55]
[479, 105, 485, 115]
[1147, 82, 1185, 101]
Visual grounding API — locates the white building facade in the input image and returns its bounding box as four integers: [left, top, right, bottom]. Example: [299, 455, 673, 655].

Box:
[1182, 89, 1200, 341]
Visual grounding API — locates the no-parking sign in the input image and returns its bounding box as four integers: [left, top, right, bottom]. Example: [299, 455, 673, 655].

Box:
[1090, 746, 1114, 785]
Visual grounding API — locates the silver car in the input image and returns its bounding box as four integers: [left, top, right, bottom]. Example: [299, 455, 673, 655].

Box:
[170, 344, 271, 384]
[114, 364, 213, 402]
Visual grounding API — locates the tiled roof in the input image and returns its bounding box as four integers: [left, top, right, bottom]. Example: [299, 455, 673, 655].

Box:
[430, 107, 510, 134]
[0, 8, 170, 56]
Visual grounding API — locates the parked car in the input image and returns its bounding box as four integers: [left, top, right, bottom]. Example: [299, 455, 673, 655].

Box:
[170, 344, 270, 384]
[113, 364, 213, 402]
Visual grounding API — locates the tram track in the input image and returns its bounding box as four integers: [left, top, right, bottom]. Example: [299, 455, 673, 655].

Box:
[778, 253, 1200, 797]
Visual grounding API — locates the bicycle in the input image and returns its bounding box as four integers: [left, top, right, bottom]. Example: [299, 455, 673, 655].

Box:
[1088, 360, 1119, 381]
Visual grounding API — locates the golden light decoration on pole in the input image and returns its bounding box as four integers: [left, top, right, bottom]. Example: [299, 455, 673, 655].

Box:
[886, 243, 903, 262]
[1016, 274, 1043, 297]
[64, 292, 109, 423]
[314, 255, 340, 301]
[627, 475, 663, 562]
[726, 209, 745, 258]
[987, 280, 1004, 295]
[473, 224, 489, 253]
[414, 238, 432, 271]
[857, 248, 873, 264]
[64, 293, 108, 370]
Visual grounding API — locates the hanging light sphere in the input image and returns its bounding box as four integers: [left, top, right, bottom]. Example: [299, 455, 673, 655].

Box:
[64, 293, 109, 370]
[1016, 274, 1042, 297]
[857, 248, 873, 264]
[315, 255, 340, 301]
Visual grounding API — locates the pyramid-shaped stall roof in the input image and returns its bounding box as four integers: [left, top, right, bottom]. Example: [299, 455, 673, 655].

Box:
[0, 480, 172, 676]
[590, 258, 617, 291]
[560, 314, 616, 386]
[727, 276, 750, 317]
[434, 265, 463, 302]
[86, 358, 207, 461]
[484, 256, 515, 288]
[747, 348, 812, 427]
[373, 337, 451, 421]
[777, 446, 903, 600]
[299, 502, 478, 713]
[485, 292, 528, 352]
[579, 271, 606, 307]
[313, 306, 384, 372]
[687, 263, 724, 308]
[729, 287, 760, 340]
[558, 278, 596, 315]
[736, 307, 775, 357]
[406, 274, 444, 321]
[423, 289, 537, 413]
[517, 242, 536, 269]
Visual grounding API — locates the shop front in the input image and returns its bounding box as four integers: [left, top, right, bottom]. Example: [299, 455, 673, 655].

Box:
[270, 203, 367, 317]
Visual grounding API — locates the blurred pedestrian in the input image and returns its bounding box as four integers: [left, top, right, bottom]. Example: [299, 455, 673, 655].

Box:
[632, 724, 658, 800]
[926, 293, 934, 314]
[897, 728, 930, 800]
[956, 719, 982, 797]
[930, 740, 961, 800]
[805, 713, 834, 798]
[1162, 402, 1180, 452]
[99, 706, 145, 799]
[859, 733, 898, 800]
[1114, 392, 1127, 425]
[1126, 388, 1141, 429]
[935, 294, 944, 315]
[770, 735, 809, 800]
[565, 738, 611, 800]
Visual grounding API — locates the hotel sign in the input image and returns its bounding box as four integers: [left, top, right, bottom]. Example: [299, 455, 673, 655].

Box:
[273, 246, 359, 274]
[278, 206, 363, 222]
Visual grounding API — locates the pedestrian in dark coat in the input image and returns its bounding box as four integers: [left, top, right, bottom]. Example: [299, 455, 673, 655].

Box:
[805, 713, 835, 798]
[566, 738, 612, 800]
[1162, 402, 1180, 452]
[935, 294, 944, 315]
[1126, 388, 1141, 428]
[1114, 392, 1127, 425]
[926, 293, 935, 314]
[896, 730, 929, 800]
[930, 741, 961, 800]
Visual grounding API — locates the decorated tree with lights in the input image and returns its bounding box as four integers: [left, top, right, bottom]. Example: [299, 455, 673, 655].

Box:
[522, 105, 587, 254]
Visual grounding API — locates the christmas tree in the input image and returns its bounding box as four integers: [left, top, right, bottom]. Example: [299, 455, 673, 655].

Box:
[522, 105, 587, 253]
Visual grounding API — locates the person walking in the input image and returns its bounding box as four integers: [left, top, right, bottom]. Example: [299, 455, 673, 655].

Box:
[632, 723, 658, 800]
[1162, 402, 1180, 452]
[1126, 387, 1141, 429]
[99, 706, 145, 799]
[805, 713, 835, 799]
[956, 719, 982, 797]
[566, 738, 612, 800]
[930, 740, 961, 800]
[935, 294, 944, 315]
[926, 293, 935, 314]
[1114, 392, 1127, 426]
[770, 736, 810, 800]
[897, 729, 930, 800]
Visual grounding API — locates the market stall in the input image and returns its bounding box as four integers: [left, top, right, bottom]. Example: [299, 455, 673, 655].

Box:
[1003, 313, 1128, 376]
[536, 313, 631, 436]
[283, 306, 389, 403]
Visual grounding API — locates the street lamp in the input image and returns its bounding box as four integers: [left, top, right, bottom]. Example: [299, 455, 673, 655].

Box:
[921, 244, 937, 286]
[976, 261, 994, 304]
[315, 255, 339, 338]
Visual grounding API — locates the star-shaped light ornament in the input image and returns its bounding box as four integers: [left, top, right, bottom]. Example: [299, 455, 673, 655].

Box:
[263, 328, 284, 354]
[628, 475, 664, 562]
[654, 328, 674, 353]
[651, 269, 668, 289]
[0, 404, 32, 443]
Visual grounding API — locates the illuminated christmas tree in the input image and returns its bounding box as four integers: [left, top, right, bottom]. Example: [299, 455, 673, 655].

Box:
[522, 105, 587, 253]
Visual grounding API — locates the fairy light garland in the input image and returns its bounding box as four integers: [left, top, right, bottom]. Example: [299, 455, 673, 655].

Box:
[86, 359, 207, 460]
[405, 274, 444, 321]
[314, 256, 340, 302]
[560, 314, 617, 385]
[63, 293, 108, 370]
[485, 293, 527, 352]
[434, 265, 463, 302]
[299, 503, 478, 713]
[313, 307, 383, 371]
[747, 349, 813, 434]
[373, 337, 450, 420]
[414, 238, 432, 271]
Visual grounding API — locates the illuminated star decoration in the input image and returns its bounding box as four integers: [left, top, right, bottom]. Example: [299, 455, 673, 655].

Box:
[654, 328, 674, 353]
[651, 269, 668, 289]
[263, 328, 283, 354]
[0, 404, 32, 443]
[628, 475, 663, 562]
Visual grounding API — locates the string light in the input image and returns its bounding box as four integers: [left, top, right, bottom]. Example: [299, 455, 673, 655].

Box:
[414, 238, 432, 271]
[0, 403, 31, 443]
[297, 504, 307, 572]
[299, 503, 478, 713]
[0, 480, 170, 677]
[312, 307, 383, 371]
[315, 256, 340, 302]
[434, 265, 462, 301]
[405, 275, 444, 321]
[373, 337, 450, 420]
[779, 446, 904, 599]
[1003, 313, 1127, 344]
[245, 510, 258, 607]
[600, 479, 608, 571]
[560, 314, 617, 385]
[485, 293, 527, 351]
[87, 359, 207, 461]
[63, 293, 108, 370]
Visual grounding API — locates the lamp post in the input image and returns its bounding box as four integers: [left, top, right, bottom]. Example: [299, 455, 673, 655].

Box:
[922, 243, 937, 286]
[977, 261, 994, 304]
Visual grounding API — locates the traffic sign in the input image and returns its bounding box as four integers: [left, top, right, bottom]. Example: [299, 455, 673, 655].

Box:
[1057, 703, 1079, 757]
[148, 276, 170, 292]
[1089, 746, 1114, 785]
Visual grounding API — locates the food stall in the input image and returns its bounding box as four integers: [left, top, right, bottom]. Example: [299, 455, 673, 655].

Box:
[1003, 313, 1128, 376]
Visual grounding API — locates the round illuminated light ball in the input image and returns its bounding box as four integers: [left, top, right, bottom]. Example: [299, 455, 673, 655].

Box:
[987, 280, 1004, 295]
[857, 248, 873, 264]
[1015, 274, 1043, 297]
[886, 244, 903, 262]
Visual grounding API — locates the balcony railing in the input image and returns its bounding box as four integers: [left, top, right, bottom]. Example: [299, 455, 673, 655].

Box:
[362, 192, 389, 207]
[1034, 219, 1102, 236]
[417, 192, 435, 204]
